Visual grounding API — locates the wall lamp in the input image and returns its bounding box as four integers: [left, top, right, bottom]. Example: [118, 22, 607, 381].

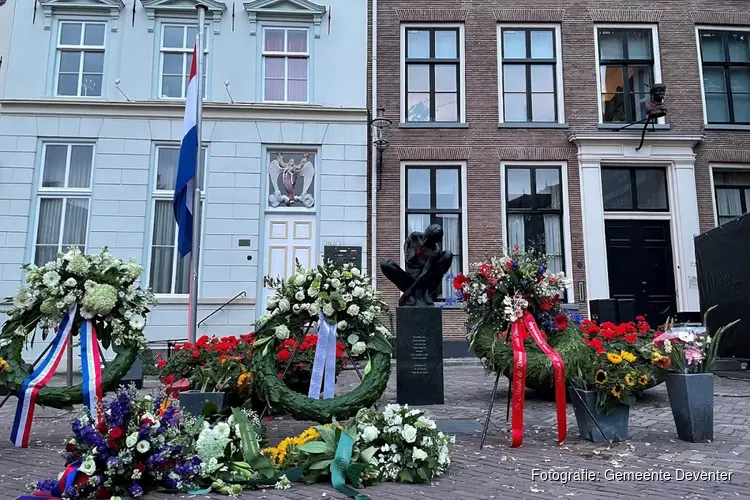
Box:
[370, 107, 391, 191]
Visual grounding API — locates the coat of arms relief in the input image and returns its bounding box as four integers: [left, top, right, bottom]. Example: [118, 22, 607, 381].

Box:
[268, 152, 316, 208]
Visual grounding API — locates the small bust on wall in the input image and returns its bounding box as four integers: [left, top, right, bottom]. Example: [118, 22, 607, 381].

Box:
[380, 224, 453, 307]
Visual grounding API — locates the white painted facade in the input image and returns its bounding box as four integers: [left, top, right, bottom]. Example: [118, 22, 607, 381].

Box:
[0, 0, 16, 94]
[0, 0, 369, 365]
[570, 133, 703, 314]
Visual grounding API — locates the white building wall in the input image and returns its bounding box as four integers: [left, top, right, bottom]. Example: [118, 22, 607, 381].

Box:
[0, 0, 369, 369]
[0, 0, 16, 96]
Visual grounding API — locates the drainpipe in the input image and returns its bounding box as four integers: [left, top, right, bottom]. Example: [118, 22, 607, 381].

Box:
[370, 0, 378, 288]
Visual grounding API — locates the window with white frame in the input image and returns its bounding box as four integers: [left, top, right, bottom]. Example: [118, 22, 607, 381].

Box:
[596, 27, 657, 123]
[55, 21, 106, 97]
[262, 27, 309, 103]
[505, 166, 565, 274]
[149, 146, 207, 295]
[34, 144, 94, 266]
[714, 169, 750, 225]
[403, 26, 463, 123]
[498, 26, 562, 123]
[698, 30, 750, 124]
[159, 24, 208, 99]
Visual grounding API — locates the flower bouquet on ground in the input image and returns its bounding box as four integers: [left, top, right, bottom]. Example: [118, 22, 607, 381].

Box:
[580, 316, 662, 390]
[452, 249, 589, 389]
[29, 386, 201, 499]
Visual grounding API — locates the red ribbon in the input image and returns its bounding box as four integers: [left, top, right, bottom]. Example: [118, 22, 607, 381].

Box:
[509, 311, 567, 447]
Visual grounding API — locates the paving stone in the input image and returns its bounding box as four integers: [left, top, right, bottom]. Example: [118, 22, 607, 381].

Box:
[0, 365, 749, 498]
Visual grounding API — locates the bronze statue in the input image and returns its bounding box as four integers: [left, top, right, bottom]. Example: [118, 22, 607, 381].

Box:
[380, 224, 454, 307]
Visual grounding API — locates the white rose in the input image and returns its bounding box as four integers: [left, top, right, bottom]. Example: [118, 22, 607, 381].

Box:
[330, 278, 341, 289]
[309, 303, 320, 316]
[361, 425, 380, 443]
[412, 447, 428, 461]
[353, 286, 365, 298]
[337, 320, 348, 331]
[79, 457, 96, 475]
[295, 291, 305, 301]
[63, 293, 76, 305]
[351, 341, 367, 356]
[401, 424, 417, 443]
[136, 440, 150, 453]
[278, 298, 291, 312]
[323, 303, 334, 317]
[293, 304, 301, 313]
[347, 304, 360, 316]
[351, 268, 361, 276]
[267, 297, 279, 309]
[293, 274, 306, 286]
[438, 446, 449, 465]
[126, 433, 138, 448]
[275, 325, 290, 340]
[64, 277, 77, 287]
[307, 287, 319, 297]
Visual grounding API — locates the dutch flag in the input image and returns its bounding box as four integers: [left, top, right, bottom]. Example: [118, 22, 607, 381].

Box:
[173, 44, 199, 257]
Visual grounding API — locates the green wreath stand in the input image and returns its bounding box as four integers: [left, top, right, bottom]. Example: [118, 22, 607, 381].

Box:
[250, 327, 391, 424]
[0, 322, 139, 409]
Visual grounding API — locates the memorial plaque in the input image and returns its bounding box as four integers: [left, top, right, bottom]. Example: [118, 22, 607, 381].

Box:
[324, 245, 362, 268]
[396, 306, 444, 405]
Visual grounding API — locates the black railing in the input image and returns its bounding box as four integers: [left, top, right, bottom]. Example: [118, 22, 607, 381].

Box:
[197, 291, 247, 328]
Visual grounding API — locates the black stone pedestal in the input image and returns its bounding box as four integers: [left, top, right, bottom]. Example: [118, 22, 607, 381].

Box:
[396, 306, 444, 405]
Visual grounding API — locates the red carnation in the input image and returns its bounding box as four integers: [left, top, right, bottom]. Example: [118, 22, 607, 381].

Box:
[277, 349, 291, 362]
[477, 263, 493, 278]
[589, 337, 604, 354]
[134, 464, 145, 473]
[165, 373, 175, 385]
[538, 297, 553, 312]
[96, 422, 108, 434]
[107, 439, 118, 450]
[190, 350, 200, 360]
[108, 427, 123, 440]
[486, 288, 496, 298]
[624, 333, 637, 344]
[65, 442, 77, 453]
[452, 274, 469, 291]
[156, 360, 167, 370]
[75, 473, 90, 488]
[554, 314, 568, 331]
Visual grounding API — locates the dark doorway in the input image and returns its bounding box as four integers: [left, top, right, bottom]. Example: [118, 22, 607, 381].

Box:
[605, 219, 677, 327]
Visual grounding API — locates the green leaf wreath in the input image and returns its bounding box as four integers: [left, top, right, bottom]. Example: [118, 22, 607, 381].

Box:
[0, 247, 152, 407]
[250, 261, 392, 423]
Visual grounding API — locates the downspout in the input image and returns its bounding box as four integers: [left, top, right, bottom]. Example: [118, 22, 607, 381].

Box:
[370, 0, 378, 288]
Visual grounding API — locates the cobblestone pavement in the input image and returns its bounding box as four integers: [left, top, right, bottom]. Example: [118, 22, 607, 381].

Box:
[1, 362, 749, 500]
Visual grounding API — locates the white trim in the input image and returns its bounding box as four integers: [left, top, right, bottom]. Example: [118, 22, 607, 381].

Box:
[499, 160, 575, 303]
[370, 0, 377, 289]
[593, 24, 664, 125]
[695, 25, 750, 126]
[399, 23, 467, 125]
[496, 24, 565, 125]
[399, 160, 469, 279]
[708, 163, 750, 227]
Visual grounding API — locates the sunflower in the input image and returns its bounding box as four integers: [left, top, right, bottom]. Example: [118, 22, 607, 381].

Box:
[606, 352, 623, 365]
[595, 370, 608, 385]
[624, 372, 635, 387]
[611, 383, 624, 398]
[620, 350, 636, 363]
[638, 374, 650, 387]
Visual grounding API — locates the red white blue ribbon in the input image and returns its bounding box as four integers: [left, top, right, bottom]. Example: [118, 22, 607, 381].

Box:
[308, 313, 337, 399]
[10, 305, 103, 448]
[14, 460, 82, 499]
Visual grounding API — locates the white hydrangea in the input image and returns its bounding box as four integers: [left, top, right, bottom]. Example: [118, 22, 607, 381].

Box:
[275, 325, 290, 340]
[347, 304, 360, 316]
[412, 447, 428, 461]
[351, 341, 367, 356]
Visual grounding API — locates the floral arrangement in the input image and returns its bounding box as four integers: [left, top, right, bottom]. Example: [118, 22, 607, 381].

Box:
[1, 247, 153, 349]
[256, 261, 393, 356]
[277, 335, 346, 390]
[651, 306, 739, 374]
[31, 387, 200, 499]
[450, 250, 589, 386]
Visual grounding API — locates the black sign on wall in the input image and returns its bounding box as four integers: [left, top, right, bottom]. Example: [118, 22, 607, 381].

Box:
[323, 246, 362, 268]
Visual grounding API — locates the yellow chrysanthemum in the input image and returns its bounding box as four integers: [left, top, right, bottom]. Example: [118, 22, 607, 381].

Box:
[236, 372, 251, 390]
[606, 352, 623, 365]
[264, 427, 321, 466]
[595, 370, 608, 385]
[624, 373, 635, 387]
[0, 357, 9, 373]
[620, 351, 636, 363]
[638, 374, 650, 387]
[611, 383, 623, 398]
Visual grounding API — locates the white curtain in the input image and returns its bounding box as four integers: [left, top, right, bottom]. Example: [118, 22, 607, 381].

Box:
[716, 188, 743, 225]
[508, 214, 525, 251]
[35, 199, 63, 266]
[407, 214, 430, 235]
[62, 198, 88, 248]
[68, 145, 93, 188]
[150, 200, 176, 294]
[440, 214, 460, 297]
[544, 214, 563, 274]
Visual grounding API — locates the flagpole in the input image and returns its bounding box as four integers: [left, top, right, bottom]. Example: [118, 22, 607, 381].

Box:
[188, 3, 208, 344]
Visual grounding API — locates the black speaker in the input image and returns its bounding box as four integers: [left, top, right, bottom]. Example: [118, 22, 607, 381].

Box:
[589, 299, 619, 323]
[617, 299, 636, 323]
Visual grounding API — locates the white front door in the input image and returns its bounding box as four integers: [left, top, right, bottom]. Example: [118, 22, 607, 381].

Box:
[262, 214, 317, 310]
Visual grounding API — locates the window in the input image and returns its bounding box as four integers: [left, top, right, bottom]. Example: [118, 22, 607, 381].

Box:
[403, 27, 462, 123]
[55, 21, 106, 97]
[601, 167, 668, 211]
[714, 170, 750, 224]
[262, 27, 309, 103]
[149, 146, 207, 294]
[34, 144, 94, 266]
[159, 24, 208, 99]
[597, 28, 656, 123]
[699, 30, 750, 124]
[499, 27, 561, 123]
[505, 166, 564, 273]
[405, 166, 462, 297]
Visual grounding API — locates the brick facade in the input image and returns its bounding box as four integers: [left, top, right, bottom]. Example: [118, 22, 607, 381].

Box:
[369, 0, 750, 338]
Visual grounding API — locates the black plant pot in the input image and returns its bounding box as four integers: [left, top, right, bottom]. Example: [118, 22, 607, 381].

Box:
[665, 373, 714, 443]
[569, 388, 630, 443]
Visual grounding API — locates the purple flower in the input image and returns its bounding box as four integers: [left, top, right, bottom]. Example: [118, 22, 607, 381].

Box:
[106, 456, 120, 469]
[538, 266, 546, 274]
[36, 478, 58, 492]
[129, 482, 144, 497]
[64, 485, 79, 498]
[511, 261, 518, 269]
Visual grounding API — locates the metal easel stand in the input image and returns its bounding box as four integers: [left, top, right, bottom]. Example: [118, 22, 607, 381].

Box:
[258, 321, 370, 420]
